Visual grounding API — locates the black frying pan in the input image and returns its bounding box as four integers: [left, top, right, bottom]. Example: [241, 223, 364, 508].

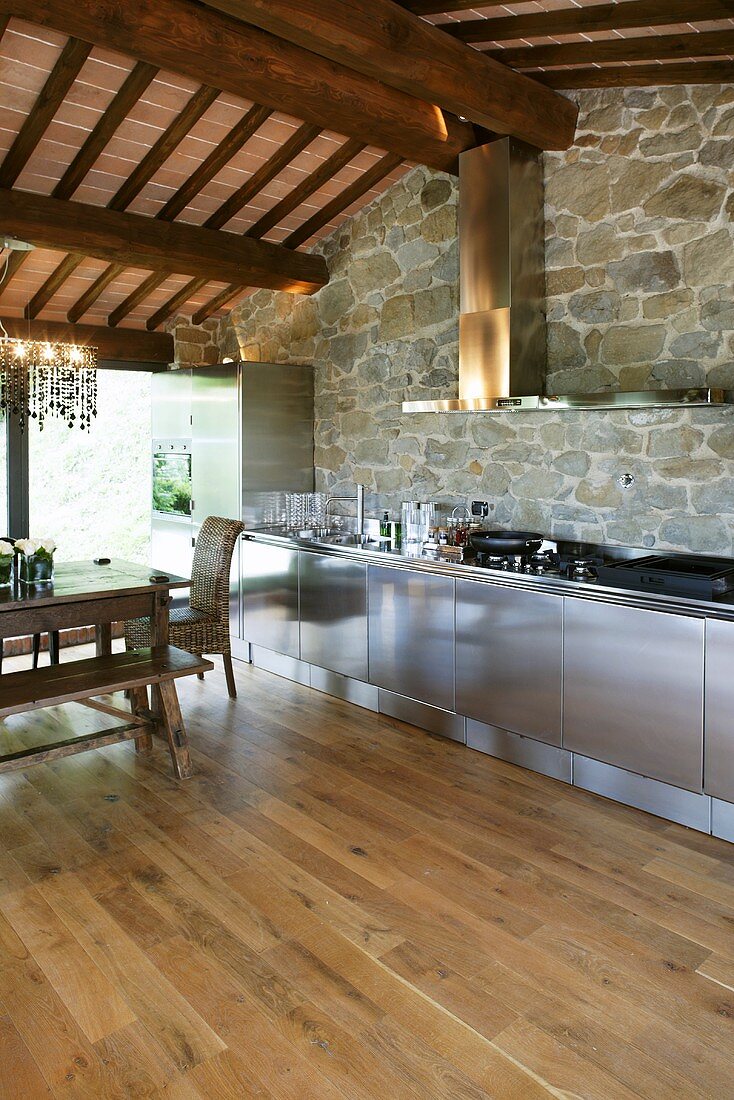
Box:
[470, 529, 544, 556]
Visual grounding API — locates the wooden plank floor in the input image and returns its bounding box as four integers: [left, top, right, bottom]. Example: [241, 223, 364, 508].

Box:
[1, 646, 733, 1098]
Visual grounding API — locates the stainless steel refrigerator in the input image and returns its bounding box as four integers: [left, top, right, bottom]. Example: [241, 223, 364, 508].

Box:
[151, 362, 314, 644]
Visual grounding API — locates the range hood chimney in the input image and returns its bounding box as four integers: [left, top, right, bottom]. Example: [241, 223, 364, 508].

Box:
[403, 137, 730, 413]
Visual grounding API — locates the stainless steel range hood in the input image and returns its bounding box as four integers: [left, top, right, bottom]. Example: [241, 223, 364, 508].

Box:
[403, 137, 730, 413]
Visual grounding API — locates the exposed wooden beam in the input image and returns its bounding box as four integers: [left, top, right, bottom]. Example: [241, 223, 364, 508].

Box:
[67, 101, 272, 323]
[204, 122, 321, 232]
[191, 283, 244, 326]
[0, 317, 173, 361]
[199, 0, 577, 149]
[2, 59, 158, 294]
[108, 272, 164, 328]
[245, 137, 365, 240]
[535, 60, 734, 89]
[108, 84, 220, 212]
[1, 0, 478, 171]
[26, 253, 84, 319]
[449, 0, 734, 44]
[191, 150, 404, 325]
[284, 152, 404, 249]
[493, 30, 734, 69]
[34, 84, 219, 319]
[145, 278, 208, 331]
[0, 38, 91, 187]
[112, 119, 322, 327]
[0, 188, 329, 292]
[149, 134, 367, 329]
[157, 103, 273, 222]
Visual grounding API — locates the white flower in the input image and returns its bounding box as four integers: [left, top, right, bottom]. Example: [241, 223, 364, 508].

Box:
[14, 538, 38, 556]
[0, 540, 13, 558]
[37, 537, 57, 554]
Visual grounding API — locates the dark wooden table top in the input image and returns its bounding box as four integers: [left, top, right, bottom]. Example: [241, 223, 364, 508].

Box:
[0, 559, 189, 611]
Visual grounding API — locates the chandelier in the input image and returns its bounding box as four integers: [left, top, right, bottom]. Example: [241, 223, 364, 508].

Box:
[0, 336, 98, 431]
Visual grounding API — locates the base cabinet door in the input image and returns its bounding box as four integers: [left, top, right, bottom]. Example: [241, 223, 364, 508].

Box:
[368, 565, 455, 711]
[300, 551, 368, 680]
[705, 618, 734, 802]
[241, 539, 300, 658]
[456, 580, 562, 746]
[564, 600, 704, 792]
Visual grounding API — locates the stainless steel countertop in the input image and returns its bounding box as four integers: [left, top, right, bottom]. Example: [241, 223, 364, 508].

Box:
[244, 528, 734, 622]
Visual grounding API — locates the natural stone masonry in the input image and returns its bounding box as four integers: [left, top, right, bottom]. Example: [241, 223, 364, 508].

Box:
[186, 85, 734, 556]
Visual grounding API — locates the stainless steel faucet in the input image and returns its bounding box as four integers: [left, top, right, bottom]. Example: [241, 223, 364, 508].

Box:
[325, 483, 365, 538]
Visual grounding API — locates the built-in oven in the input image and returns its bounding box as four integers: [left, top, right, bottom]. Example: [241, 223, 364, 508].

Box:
[153, 443, 192, 518]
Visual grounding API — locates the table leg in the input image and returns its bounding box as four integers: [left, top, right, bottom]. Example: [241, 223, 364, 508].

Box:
[95, 623, 112, 656]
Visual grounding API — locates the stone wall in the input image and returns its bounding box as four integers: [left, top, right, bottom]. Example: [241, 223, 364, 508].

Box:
[209, 84, 734, 555]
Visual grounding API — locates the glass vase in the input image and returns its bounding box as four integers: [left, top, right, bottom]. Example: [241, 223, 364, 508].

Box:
[20, 552, 54, 586]
[0, 554, 13, 588]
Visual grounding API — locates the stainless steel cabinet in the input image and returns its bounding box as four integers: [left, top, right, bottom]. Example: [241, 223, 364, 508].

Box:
[368, 565, 455, 711]
[564, 600, 704, 792]
[456, 580, 562, 745]
[704, 619, 734, 802]
[241, 539, 300, 658]
[300, 551, 368, 680]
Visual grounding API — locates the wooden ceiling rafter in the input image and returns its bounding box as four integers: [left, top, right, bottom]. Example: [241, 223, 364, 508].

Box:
[192, 149, 404, 325]
[1, 58, 159, 301]
[441, 1, 734, 44]
[536, 60, 734, 89]
[110, 119, 324, 328]
[66, 101, 274, 323]
[198, 0, 577, 149]
[491, 30, 734, 70]
[25, 82, 221, 319]
[149, 134, 367, 330]
[1, 0, 477, 171]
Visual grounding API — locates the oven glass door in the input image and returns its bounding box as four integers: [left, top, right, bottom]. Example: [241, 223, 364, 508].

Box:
[152, 452, 192, 516]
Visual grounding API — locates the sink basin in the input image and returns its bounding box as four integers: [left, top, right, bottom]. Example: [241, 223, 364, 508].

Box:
[314, 533, 377, 547]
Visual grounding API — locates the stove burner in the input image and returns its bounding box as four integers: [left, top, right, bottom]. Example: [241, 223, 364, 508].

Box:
[568, 556, 598, 580]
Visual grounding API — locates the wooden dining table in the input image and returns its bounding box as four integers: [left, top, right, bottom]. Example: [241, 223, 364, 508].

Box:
[0, 559, 197, 775]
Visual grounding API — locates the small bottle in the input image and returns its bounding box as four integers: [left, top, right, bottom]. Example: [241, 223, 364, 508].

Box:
[379, 511, 392, 547]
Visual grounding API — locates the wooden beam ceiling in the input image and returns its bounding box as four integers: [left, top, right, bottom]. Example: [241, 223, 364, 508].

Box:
[0, 318, 173, 361]
[0, 0, 477, 171]
[26, 82, 222, 319]
[0, 188, 329, 293]
[443, 0, 734, 44]
[199, 0, 577, 149]
[491, 30, 734, 70]
[149, 134, 368, 330]
[0, 37, 91, 188]
[536, 60, 734, 89]
[191, 149, 404, 325]
[66, 102, 274, 324]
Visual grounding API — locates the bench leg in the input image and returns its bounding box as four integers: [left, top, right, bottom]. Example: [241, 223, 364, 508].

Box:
[223, 653, 237, 699]
[129, 686, 153, 754]
[157, 679, 193, 780]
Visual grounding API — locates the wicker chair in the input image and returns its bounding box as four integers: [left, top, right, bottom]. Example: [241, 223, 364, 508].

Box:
[125, 515, 244, 698]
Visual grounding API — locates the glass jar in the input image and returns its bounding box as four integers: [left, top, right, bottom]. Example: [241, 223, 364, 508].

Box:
[0, 553, 13, 587]
[19, 551, 54, 586]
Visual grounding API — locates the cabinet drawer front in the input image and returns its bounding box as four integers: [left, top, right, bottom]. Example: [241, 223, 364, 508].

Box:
[368, 565, 455, 711]
[300, 552, 368, 680]
[242, 541, 300, 659]
[564, 600, 704, 792]
[705, 618, 734, 802]
[456, 580, 562, 745]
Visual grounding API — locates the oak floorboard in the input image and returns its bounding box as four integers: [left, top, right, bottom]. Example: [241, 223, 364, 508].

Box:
[0, 651, 733, 1096]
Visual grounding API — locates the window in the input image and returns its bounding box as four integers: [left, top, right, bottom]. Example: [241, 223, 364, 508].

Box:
[28, 370, 152, 564]
[0, 413, 7, 537]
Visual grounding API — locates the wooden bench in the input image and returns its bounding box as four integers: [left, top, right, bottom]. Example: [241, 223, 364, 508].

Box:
[0, 645, 213, 779]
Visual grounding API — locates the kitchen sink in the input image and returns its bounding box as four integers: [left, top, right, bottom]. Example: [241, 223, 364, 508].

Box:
[314, 532, 377, 547]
